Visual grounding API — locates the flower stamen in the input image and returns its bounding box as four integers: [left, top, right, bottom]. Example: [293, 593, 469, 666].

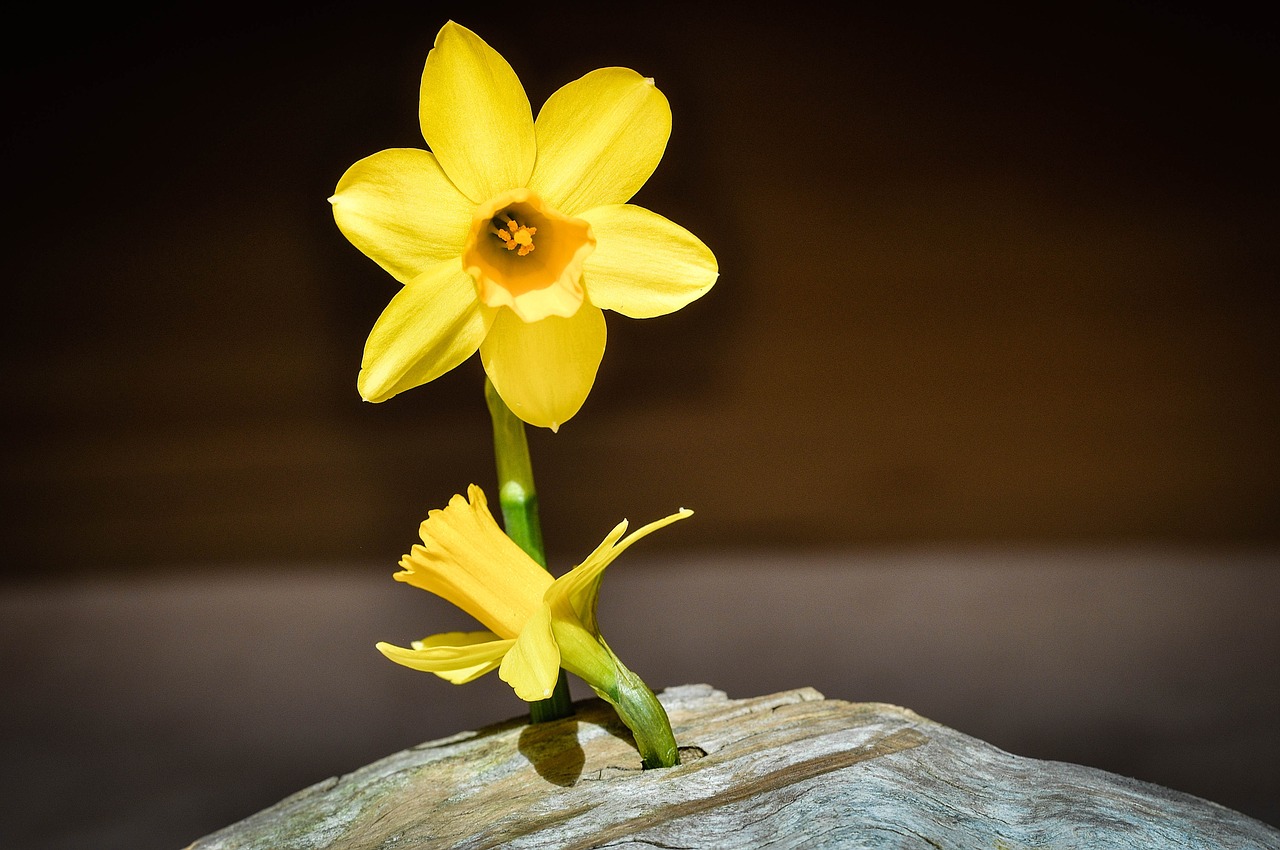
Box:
[463, 188, 594, 322]
[490, 214, 537, 256]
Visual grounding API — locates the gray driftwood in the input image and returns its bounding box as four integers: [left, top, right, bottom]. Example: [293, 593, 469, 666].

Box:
[186, 684, 1279, 849]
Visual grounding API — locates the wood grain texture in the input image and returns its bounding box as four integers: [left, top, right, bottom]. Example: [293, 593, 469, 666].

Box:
[186, 685, 1280, 850]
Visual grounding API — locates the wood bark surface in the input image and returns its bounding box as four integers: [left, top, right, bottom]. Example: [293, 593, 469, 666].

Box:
[186, 684, 1279, 849]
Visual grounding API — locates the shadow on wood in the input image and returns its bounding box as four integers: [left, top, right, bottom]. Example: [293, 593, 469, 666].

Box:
[517, 720, 586, 788]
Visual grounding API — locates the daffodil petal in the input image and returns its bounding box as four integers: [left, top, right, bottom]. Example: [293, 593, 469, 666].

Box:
[499, 604, 561, 701]
[407, 631, 509, 683]
[330, 148, 474, 283]
[580, 204, 719, 318]
[394, 485, 553, 638]
[376, 631, 514, 684]
[550, 508, 694, 634]
[421, 21, 535, 203]
[529, 68, 671, 216]
[480, 303, 606, 431]
[357, 260, 489, 402]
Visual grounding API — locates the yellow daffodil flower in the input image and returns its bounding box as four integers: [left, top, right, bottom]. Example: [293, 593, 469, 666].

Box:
[376, 484, 691, 766]
[331, 21, 719, 430]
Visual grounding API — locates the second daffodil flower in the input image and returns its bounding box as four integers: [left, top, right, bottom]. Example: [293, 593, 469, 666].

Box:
[377, 485, 692, 768]
[331, 21, 719, 430]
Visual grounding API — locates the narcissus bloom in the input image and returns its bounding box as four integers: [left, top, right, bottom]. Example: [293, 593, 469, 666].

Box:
[377, 484, 691, 707]
[332, 21, 719, 429]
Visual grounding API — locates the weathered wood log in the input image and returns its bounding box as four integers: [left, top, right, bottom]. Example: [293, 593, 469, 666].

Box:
[186, 684, 1279, 849]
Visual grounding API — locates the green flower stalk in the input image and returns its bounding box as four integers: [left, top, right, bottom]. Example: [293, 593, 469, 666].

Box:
[485, 376, 573, 723]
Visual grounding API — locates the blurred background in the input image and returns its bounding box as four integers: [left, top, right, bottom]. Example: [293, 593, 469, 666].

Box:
[2, 1, 1277, 847]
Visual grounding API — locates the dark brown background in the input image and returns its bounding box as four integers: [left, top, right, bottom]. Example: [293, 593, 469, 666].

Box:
[2, 1, 1277, 847]
[5, 1, 1277, 570]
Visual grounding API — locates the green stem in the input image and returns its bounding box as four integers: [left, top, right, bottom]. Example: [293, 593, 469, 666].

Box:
[599, 648, 680, 769]
[484, 377, 574, 724]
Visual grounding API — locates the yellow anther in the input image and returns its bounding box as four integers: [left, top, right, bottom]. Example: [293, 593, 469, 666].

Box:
[490, 213, 537, 255]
